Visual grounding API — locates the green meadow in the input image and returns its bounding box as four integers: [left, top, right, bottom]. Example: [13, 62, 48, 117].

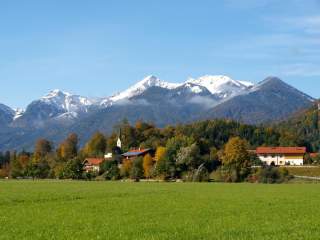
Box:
[0, 181, 319, 240]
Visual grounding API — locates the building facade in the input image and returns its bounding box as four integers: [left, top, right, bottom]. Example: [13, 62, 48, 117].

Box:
[256, 147, 306, 166]
[83, 158, 104, 172]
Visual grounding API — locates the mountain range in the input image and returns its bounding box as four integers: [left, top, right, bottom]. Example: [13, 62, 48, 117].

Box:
[0, 75, 314, 151]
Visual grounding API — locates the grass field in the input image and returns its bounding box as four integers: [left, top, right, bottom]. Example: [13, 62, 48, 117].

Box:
[0, 181, 320, 240]
[284, 166, 320, 177]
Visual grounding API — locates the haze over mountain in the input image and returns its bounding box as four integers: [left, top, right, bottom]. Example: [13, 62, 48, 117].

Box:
[0, 75, 314, 151]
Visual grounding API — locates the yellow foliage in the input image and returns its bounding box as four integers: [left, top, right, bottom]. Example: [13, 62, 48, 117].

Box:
[155, 147, 166, 162]
[120, 159, 133, 177]
[221, 137, 249, 168]
[143, 154, 154, 178]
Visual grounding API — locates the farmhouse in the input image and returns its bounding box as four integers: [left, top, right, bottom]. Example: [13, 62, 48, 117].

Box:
[122, 148, 153, 160]
[83, 158, 104, 172]
[256, 147, 306, 166]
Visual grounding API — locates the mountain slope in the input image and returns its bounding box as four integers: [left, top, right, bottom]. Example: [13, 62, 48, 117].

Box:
[0, 75, 314, 151]
[0, 103, 14, 126]
[203, 77, 313, 124]
[12, 90, 96, 128]
[276, 101, 320, 152]
[187, 75, 253, 99]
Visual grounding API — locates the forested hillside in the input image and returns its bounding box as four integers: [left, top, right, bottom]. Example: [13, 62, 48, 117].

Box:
[276, 101, 320, 152]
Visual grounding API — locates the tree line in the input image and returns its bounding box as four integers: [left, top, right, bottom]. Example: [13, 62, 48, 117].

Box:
[0, 119, 311, 182]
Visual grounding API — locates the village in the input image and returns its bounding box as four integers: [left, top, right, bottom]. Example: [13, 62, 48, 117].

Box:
[83, 133, 316, 179]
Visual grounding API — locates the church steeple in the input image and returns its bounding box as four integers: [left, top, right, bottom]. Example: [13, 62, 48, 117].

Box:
[117, 129, 122, 149]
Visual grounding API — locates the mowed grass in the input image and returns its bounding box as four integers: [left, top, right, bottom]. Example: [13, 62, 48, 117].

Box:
[0, 181, 319, 240]
[285, 166, 320, 177]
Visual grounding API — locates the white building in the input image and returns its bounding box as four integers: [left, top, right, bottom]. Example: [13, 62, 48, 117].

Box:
[104, 153, 112, 159]
[117, 136, 122, 149]
[256, 147, 306, 166]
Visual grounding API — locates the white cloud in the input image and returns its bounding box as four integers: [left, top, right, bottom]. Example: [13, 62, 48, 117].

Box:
[114, 98, 151, 106]
[188, 96, 218, 109]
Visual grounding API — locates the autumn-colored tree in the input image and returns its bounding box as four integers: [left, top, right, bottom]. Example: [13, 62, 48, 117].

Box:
[106, 133, 118, 152]
[34, 139, 52, 161]
[143, 154, 154, 178]
[83, 132, 107, 157]
[120, 159, 133, 178]
[155, 147, 166, 162]
[221, 137, 250, 169]
[18, 153, 31, 170]
[57, 133, 78, 160]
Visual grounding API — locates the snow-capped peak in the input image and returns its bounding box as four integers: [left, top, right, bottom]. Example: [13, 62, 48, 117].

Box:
[186, 75, 253, 98]
[42, 89, 71, 99]
[40, 89, 94, 113]
[109, 75, 181, 102]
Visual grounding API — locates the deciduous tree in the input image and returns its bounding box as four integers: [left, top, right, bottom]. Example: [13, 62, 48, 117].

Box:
[143, 154, 154, 178]
[34, 139, 52, 161]
[57, 133, 78, 160]
[83, 132, 107, 157]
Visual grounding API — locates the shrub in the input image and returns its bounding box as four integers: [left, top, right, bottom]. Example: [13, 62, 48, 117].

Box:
[255, 166, 292, 184]
[181, 168, 209, 182]
[0, 165, 10, 179]
[104, 164, 120, 180]
[130, 157, 144, 181]
[210, 166, 251, 183]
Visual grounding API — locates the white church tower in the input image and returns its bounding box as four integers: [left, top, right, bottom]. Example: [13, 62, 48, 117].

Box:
[117, 136, 122, 149]
[117, 129, 122, 149]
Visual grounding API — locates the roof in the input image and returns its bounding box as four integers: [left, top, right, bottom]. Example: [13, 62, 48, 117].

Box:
[84, 158, 104, 166]
[122, 149, 151, 157]
[310, 153, 319, 158]
[256, 147, 306, 155]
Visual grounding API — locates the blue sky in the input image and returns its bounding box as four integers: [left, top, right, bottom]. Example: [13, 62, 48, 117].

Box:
[0, 0, 320, 108]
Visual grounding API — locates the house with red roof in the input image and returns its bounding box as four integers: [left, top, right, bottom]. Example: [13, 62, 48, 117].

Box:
[256, 147, 306, 166]
[83, 158, 104, 172]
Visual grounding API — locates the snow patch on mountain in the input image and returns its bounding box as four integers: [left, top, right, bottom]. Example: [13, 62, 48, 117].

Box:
[12, 75, 255, 120]
[99, 74, 254, 107]
[186, 75, 253, 98]
[239, 80, 254, 88]
[183, 83, 204, 94]
[41, 89, 95, 113]
[13, 108, 25, 120]
[108, 75, 180, 102]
